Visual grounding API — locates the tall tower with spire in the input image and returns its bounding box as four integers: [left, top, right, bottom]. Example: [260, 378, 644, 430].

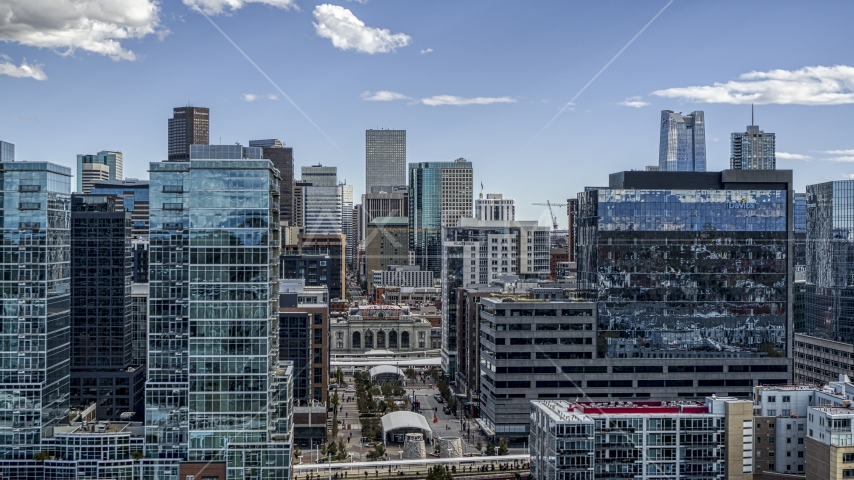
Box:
[730, 105, 776, 170]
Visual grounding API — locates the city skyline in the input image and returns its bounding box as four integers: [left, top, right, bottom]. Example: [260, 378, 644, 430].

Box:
[2, 2, 854, 225]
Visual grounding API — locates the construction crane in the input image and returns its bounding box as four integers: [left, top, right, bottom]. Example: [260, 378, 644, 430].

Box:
[532, 201, 567, 231]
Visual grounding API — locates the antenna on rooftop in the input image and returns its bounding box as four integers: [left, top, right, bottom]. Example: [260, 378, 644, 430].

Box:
[751, 104, 754, 126]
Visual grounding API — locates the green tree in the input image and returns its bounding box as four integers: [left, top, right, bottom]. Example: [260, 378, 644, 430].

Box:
[365, 444, 386, 461]
[426, 465, 453, 480]
[498, 438, 509, 456]
[336, 368, 344, 385]
[476, 439, 483, 455]
[448, 396, 459, 416]
[485, 441, 496, 456]
[293, 445, 302, 461]
[33, 451, 50, 462]
[327, 441, 338, 459]
[336, 438, 348, 461]
[331, 390, 340, 413]
[320, 443, 328, 457]
[380, 383, 393, 397]
[404, 367, 417, 382]
[131, 450, 144, 460]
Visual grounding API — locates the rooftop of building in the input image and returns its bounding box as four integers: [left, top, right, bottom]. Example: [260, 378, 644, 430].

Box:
[480, 294, 593, 305]
[534, 398, 739, 422]
[55, 421, 144, 436]
[607, 168, 793, 190]
[811, 406, 854, 417]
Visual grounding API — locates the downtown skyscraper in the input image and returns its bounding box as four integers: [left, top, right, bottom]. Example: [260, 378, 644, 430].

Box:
[145, 144, 291, 479]
[731, 115, 776, 170]
[167, 106, 210, 161]
[0, 160, 72, 462]
[365, 129, 406, 192]
[659, 110, 706, 172]
[409, 158, 473, 276]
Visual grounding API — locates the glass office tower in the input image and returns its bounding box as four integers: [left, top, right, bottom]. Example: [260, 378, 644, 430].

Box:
[0, 141, 14, 162]
[804, 180, 854, 343]
[365, 129, 406, 192]
[659, 110, 706, 172]
[145, 145, 290, 480]
[0, 161, 72, 460]
[409, 159, 473, 276]
[575, 170, 792, 397]
[69, 194, 144, 421]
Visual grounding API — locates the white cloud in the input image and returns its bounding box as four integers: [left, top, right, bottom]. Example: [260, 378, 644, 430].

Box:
[653, 65, 854, 105]
[346, 0, 369, 3]
[825, 149, 854, 155]
[421, 95, 515, 106]
[827, 156, 854, 163]
[776, 152, 812, 161]
[241, 93, 278, 102]
[184, 0, 297, 15]
[0, 0, 168, 61]
[360, 90, 411, 101]
[420, 48, 433, 54]
[313, 4, 410, 54]
[0, 56, 46, 80]
[618, 95, 650, 108]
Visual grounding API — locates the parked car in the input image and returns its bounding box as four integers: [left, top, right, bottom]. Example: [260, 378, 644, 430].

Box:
[442, 406, 451, 414]
[435, 395, 444, 403]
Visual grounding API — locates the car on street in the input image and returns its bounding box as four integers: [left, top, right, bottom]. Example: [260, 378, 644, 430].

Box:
[434, 395, 444, 403]
[442, 406, 451, 414]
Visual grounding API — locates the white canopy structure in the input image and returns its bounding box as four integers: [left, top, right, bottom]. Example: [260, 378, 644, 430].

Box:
[369, 365, 405, 379]
[380, 411, 433, 444]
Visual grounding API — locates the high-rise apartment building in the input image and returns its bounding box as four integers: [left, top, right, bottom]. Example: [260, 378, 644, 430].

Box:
[442, 218, 550, 379]
[293, 180, 311, 229]
[474, 193, 515, 221]
[69, 194, 145, 421]
[145, 144, 291, 479]
[76, 150, 123, 193]
[90, 179, 150, 237]
[0, 140, 14, 162]
[0, 161, 72, 461]
[365, 129, 406, 192]
[659, 110, 706, 172]
[731, 115, 776, 170]
[409, 158, 473, 275]
[576, 169, 792, 397]
[250, 139, 295, 225]
[301, 164, 337, 187]
[167, 106, 209, 161]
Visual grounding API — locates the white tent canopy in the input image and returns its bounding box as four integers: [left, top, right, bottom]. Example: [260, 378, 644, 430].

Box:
[369, 365, 405, 379]
[380, 411, 433, 443]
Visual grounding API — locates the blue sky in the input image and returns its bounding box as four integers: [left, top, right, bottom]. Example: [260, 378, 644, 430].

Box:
[2, 0, 854, 226]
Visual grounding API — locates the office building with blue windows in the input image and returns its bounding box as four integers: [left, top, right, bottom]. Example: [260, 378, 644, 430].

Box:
[794, 180, 854, 386]
[144, 144, 291, 480]
[90, 178, 150, 237]
[409, 158, 473, 276]
[0, 161, 72, 467]
[659, 110, 706, 172]
[575, 169, 792, 399]
[0, 141, 14, 162]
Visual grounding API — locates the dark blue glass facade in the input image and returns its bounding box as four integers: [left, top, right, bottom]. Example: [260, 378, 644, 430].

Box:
[578, 187, 790, 360]
[804, 181, 854, 343]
